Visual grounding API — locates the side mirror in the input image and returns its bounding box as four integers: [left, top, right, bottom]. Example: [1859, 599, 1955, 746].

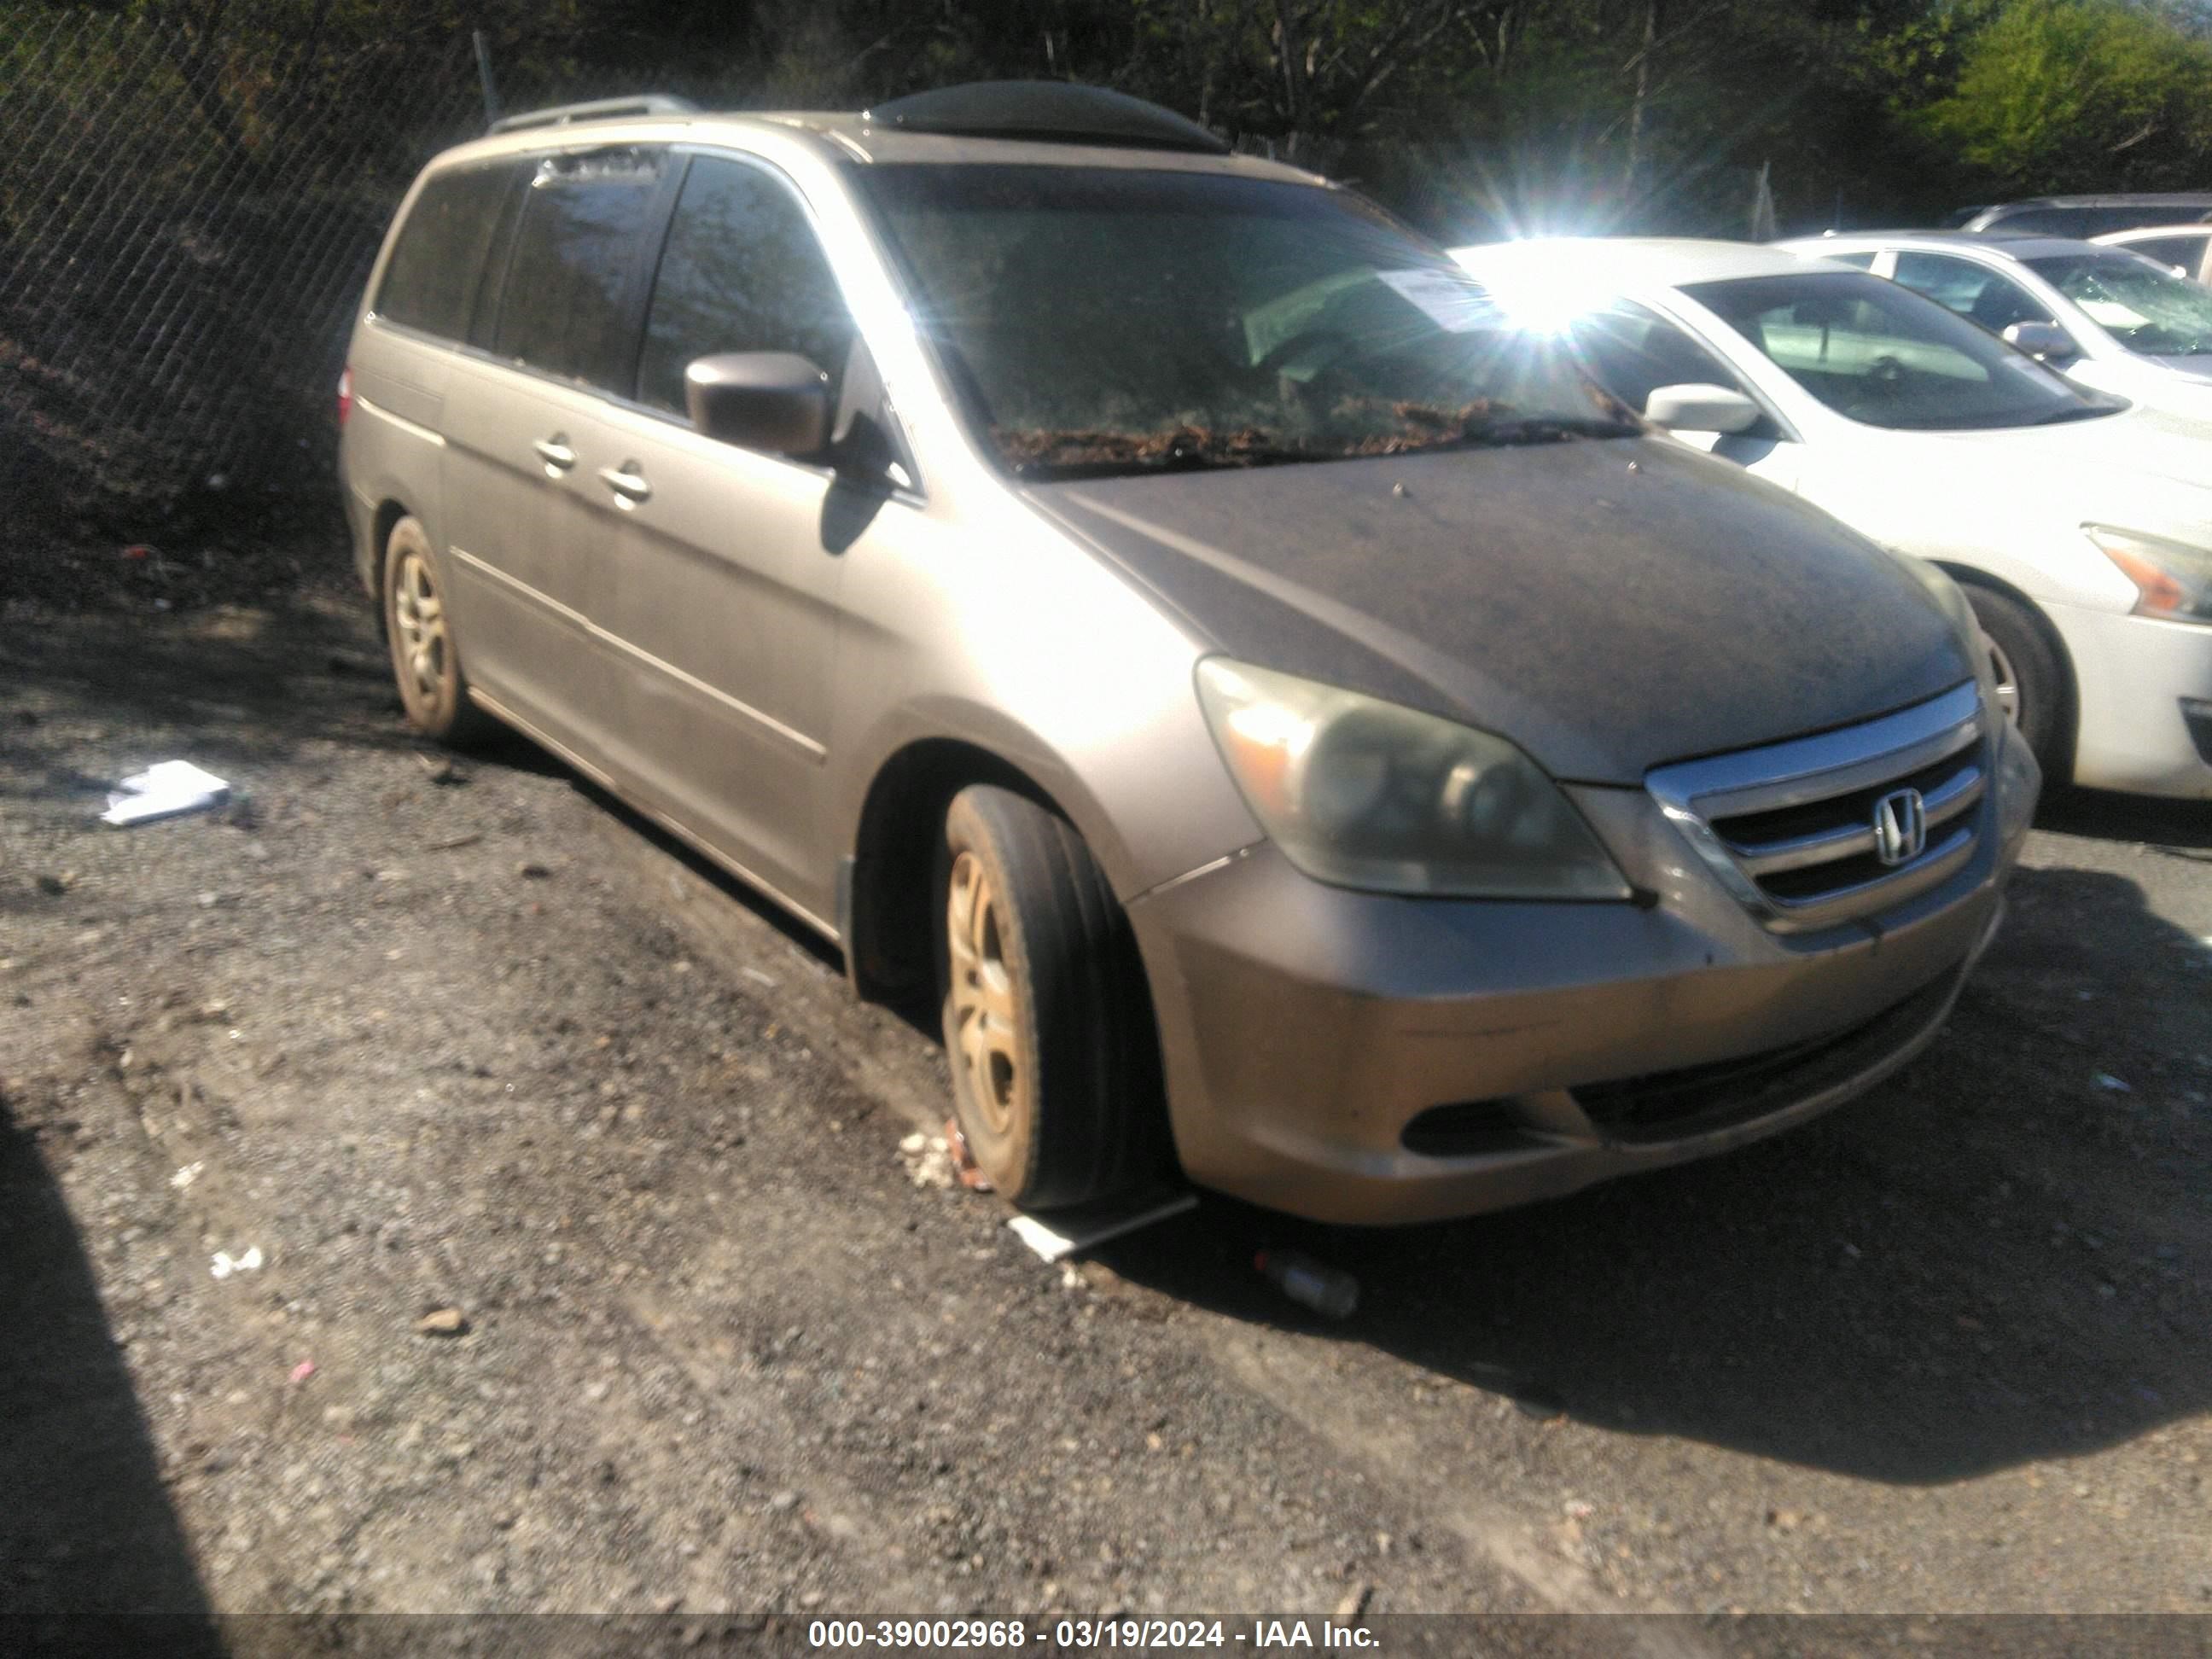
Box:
[1644, 382, 1761, 436]
[684, 352, 831, 457]
[2002, 321, 2075, 361]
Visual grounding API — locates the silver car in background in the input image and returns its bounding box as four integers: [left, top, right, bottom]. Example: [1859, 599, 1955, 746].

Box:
[339, 83, 2035, 1225]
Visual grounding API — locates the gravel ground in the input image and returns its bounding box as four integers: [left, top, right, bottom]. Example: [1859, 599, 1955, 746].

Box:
[3, 565, 2209, 1641]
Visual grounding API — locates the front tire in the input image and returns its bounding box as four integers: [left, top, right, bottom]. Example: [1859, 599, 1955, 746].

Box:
[382, 515, 492, 746]
[934, 785, 1163, 1210]
[1963, 584, 2067, 783]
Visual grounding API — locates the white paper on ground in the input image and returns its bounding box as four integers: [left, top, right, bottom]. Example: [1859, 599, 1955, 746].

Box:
[1006, 1190, 1199, 1263]
[101, 760, 230, 826]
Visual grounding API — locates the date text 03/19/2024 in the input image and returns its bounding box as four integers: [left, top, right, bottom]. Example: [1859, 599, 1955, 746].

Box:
[805, 1618, 1380, 1650]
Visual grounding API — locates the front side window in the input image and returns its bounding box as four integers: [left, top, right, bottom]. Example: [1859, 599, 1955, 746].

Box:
[850, 164, 1636, 476]
[1891, 251, 2053, 335]
[375, 163, 523, 341]
[493, 148, 666, 390]
[1682, 271, 2113, 431]
[637, 155, 857, 418]
[2022, 252, 2212, 358]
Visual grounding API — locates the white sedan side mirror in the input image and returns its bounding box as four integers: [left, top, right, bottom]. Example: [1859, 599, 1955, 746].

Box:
[1644, 383, 1762, 435]
[2001, 321, 2075, 361]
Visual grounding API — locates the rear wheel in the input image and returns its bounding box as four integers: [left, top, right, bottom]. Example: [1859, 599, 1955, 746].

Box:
[1962, 584, 2067, 783]
[934, 784, 1162, 1210]
[382, 515, 492, 746]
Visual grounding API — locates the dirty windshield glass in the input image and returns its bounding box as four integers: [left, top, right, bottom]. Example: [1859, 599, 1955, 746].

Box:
[2022, 253, 2212, 358]
[1682, 271, 2116, 431]
[850, 164, 1635, 476]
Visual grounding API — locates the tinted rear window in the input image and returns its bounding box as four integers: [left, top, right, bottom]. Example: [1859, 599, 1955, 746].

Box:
[493, 148, 666, 390]
[375, 164, 522, 340]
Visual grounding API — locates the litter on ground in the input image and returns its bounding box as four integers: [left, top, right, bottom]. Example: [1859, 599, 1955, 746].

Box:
[102, 760, 230, 826]
[1255, 1248, 1360, 1318]
[1006, 1190, 1198, 1263]
[209, 1246, 263, 1279]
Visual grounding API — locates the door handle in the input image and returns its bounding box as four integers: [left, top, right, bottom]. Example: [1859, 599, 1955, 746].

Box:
[597, 463, 651, 506]
[533, 436, 577, 474]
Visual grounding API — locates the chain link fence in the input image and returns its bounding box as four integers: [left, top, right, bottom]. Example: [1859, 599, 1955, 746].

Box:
[0, 4, 578, 527]
[0, 3, 1802, 538]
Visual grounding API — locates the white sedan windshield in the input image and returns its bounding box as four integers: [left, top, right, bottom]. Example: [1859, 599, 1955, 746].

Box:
[2023, 253, 2212, 358]
[1682, 271, 2118, 431]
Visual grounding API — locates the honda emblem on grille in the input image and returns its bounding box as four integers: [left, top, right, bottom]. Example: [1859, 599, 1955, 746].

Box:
[1872, 788, 1927, 866]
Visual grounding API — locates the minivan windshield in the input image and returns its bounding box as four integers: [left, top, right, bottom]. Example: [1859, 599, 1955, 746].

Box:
[850, 164, 1637, 476]
[1680, 271, 2119, 431]
[2021, 252, 2212, 358]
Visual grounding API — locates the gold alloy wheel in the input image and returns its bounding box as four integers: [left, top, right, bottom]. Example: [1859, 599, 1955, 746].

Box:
[392, 547, 450, 710]
[945, 848, 1022, 1137]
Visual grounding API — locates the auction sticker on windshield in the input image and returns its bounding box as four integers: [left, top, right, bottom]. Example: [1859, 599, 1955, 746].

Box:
[1377, 267, 1499, 332]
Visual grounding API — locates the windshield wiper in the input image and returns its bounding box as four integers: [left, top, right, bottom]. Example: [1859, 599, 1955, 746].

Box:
[998, 426, 1318, 479]
[1447, 415, 1639, 446]
[997, 409, 1639, 479]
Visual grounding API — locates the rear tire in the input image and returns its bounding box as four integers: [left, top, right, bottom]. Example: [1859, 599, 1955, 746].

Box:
[934, 785, 1163, 1211]
[382, 515, 494, 747]
[1962, 584, 2068, 783]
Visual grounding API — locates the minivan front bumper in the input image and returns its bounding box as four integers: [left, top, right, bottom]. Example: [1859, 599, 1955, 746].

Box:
[1127, 774, 2023, 1225]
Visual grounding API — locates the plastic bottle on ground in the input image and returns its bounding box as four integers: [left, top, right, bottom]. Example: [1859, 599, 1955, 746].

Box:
[1254, 1249, 1359, 1318]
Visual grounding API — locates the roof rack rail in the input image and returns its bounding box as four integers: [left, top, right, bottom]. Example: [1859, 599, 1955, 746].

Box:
[488, 95, 697, 136]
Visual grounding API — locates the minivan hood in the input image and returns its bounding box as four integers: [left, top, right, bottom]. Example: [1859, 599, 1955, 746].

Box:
[1027, 438, 1968, 785]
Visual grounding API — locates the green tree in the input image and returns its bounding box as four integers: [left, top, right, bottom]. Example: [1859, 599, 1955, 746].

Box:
[1911, 0, 2212, 192]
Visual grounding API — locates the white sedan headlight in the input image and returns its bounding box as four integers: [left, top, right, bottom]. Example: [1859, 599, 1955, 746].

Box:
[1195, 659, 1632, 900]
[2087, 526, 2212, 625]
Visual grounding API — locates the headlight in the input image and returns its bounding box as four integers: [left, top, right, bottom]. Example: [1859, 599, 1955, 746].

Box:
[2087, 526, 2212, 624]
[1194, 659, 1632, 900]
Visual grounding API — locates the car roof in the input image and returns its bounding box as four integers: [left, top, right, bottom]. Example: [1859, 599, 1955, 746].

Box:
[1982, 191, 2212, 210]
[1452, 236, 1863, 286]
[2098, 224, 2212, 240]
[1774, 228, 2109, 261]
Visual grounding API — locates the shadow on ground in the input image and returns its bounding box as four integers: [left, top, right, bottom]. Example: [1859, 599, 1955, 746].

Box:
[1103, 859, 2211, 1487]
[2037, 786, 2212, 852]
[0, 581, 416, 805]
[0, 1083, 221, 1644]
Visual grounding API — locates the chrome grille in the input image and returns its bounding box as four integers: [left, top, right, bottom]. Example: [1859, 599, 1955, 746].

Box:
[1646, 682, 1988, 932]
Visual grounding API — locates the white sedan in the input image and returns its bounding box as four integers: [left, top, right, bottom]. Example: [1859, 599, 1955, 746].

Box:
[1452, 237, 2212, 799]
[1772, 230, 2212, 420]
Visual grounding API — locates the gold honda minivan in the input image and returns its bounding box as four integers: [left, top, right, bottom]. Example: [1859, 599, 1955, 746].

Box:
[339, 81, 2039, 1224]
